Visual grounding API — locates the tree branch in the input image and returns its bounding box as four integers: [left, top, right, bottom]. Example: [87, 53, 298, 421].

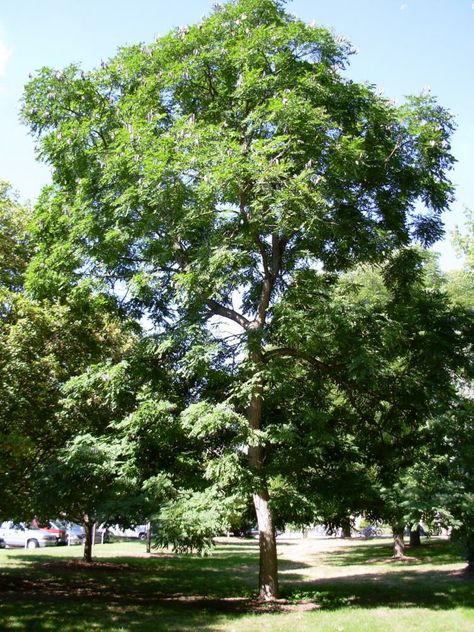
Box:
[206, 298, 251, 330]
[253, 233, 287, 328]
[263, 346, 342, 372]
[254, 233, 271, 278]
[239, 186, 273, 288]
[203, 63, 217, 100]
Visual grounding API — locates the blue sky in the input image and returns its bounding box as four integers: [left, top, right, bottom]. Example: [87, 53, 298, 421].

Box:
[0, 0, 472, 268]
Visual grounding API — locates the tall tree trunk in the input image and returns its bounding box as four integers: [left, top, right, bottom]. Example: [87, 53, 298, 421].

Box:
[409, 524, 421, 548]
[83, 516, 93, 563]
[392, 525, 406, 559]
[248, 350, 279, 601]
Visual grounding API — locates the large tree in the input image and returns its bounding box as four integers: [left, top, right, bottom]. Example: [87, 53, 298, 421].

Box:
[23, 0, 456, 599]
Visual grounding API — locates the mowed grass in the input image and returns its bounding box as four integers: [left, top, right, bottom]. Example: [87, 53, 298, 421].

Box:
[0, 536, 472, 631]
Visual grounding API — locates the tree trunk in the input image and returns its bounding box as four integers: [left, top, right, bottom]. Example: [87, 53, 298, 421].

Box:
[465, 541, 474, 573]
[341, 517, 352, 539]
[409, 524, 421, 548]
[392, 525, 406, 558]
[247, 349, 279, 600]
[83, 516, 93, 563]
[146, 521, 152, 554]
[253, 490, 279, 600]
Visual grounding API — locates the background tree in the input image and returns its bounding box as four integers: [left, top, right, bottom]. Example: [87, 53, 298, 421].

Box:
[22, 0, 457, 599]
[444, 209, 474, 309]
[32, 333, 230, 560]
[36, 433, 124, 562]
[431, 399, 474, 572]
[259, 255, 470, 557]
[0, 179, 132, 520]
[0, 181, 31, 292]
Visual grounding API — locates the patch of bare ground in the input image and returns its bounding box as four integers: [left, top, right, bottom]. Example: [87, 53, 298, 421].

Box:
[147, 597, 321, 614]
[381, 555, 420, 563]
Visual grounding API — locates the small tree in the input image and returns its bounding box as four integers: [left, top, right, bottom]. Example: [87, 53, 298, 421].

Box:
[36, 433, 127, 562]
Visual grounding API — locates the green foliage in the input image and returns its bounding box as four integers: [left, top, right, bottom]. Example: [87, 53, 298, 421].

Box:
[0, 179, 137, 520]
[181, 401, 247, 441]
[0, 182, 32, 292]
[17, 0, 467, 575]
[34, 433, 125, 525]
[0, 290, 130, 518]
[22, 0, 455, 319]
[445, 209, 474, 309]
[154, 488, 239, 554]
[431, 400, 474, 566]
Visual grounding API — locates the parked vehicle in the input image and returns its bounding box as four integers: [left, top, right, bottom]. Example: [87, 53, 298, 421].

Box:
[107, 525, 148, 540]
[32, 519, 67, 544]
[0, 522, 59, 548]
[54, 521, 85, 545]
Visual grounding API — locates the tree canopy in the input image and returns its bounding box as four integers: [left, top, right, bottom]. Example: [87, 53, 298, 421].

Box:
[20, 0, 464, 599]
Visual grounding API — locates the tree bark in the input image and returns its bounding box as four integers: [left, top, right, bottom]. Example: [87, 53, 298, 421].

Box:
[465, 541, 474, 573]
[83, 516, 93, 563]
[247, 349, 279, 600]
[392, 525, 406, 558]
[341, 517, 352, 538]
[253, 489, 279, 600]
[146, 521, 152, 554]
[409, 524, 421, 548]
[221, 218, 283, 601]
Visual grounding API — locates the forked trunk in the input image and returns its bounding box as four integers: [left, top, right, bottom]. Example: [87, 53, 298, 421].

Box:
[392, 526, 406, 558]
[409, 524, 421, 548]
[83, 516, 93, 563]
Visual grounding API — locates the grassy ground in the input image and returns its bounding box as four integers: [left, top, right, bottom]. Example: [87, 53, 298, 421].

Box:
[0, 536, 472, 631]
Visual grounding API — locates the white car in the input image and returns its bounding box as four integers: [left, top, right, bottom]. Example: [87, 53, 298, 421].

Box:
[0, 521, 59, 548]
[107, 525, 148, 540]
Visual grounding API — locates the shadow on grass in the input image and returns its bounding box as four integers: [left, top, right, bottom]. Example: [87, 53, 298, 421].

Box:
[0, 596, 255, 632]
[0, 542, 312, 632]
[282, 567, 474, 611]
[0, 540, 472, 631]
[324, 539, 461, 567]
[0, 541, 310, 601]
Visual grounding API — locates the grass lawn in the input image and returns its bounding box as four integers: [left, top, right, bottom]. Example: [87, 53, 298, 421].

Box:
[0, 536, 472, 631]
